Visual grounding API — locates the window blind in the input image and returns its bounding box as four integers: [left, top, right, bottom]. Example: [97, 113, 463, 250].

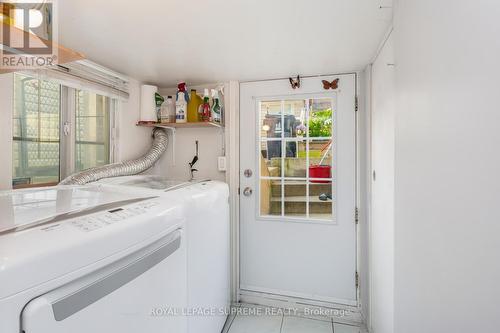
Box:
[23, 60, 129, 100]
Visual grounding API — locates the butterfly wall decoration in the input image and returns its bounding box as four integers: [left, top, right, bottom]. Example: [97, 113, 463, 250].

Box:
[289, 75, 301, 89]
[322, 78, 339, 90]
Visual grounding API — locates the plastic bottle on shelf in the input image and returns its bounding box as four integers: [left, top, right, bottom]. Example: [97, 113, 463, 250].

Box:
[155, 93, 164, 122]
[199, 88, 211, 122]
[175, 82, 189, 123]
[160, 96, 175, 123]
[187, 89, 203, 122]
[211, 89, 221, 123]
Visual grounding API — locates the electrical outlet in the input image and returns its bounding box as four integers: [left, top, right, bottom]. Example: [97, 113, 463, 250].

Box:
[218, 156, 227, 171]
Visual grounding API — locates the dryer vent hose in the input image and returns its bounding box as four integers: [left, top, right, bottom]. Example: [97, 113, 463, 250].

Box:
[59, 128, 168, 185]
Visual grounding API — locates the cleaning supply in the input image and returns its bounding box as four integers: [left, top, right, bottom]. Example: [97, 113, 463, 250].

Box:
[211, 89, 221, 123]
[155, 93, 164, 122]
[176, 82, 189, 123]
[199, 88, 211, 122]
[160, 96, 175, 123]
[187, 89, 203, 122]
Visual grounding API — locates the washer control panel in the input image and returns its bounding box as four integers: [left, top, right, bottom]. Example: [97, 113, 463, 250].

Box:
[70, 201, 160, 232]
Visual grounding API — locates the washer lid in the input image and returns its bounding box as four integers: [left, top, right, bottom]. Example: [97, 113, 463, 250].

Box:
[0, 185, 154, 234]
[97, 175, 187, 190]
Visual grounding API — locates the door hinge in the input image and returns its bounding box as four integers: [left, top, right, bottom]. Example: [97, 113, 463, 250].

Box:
[355, 271, 359, 289]
[355, 96, 359, 112]
[355, 207, 359, 224]
[238, 187, 240, 195]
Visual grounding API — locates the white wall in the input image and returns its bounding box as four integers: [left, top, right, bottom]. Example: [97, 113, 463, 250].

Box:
[116, 78, 152, 162]
[0, 74, 13, 190]
[358, 69, 371, 326]
[369, 32, 395, 333]
[393, 1, 500, 332]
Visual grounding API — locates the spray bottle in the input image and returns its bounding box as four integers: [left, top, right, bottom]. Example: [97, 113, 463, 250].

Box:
[199, 88, 211, 122]
[211, 89, 221, 123]
[175, 82, 189, 123]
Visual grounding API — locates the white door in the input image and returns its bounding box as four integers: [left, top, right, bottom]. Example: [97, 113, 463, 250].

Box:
[240, 74, 357, 305]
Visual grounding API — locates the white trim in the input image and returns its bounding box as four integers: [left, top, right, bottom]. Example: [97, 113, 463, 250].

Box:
[0, 73, 14, 190]
[366, 65, 373, 332]
[109, 98, 118, 164]
[240, 285, 357, 307]
[226, 80, 241, 303]
[238, 290, 362, 326]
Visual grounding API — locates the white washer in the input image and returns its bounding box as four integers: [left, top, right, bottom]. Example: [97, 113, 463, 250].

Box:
[98, 176, 231, 333]
[0, 177, 230, 333]
[0, 184, 188, 333]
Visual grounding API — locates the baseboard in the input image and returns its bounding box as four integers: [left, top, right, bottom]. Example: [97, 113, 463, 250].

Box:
[238, 289, 364, 326]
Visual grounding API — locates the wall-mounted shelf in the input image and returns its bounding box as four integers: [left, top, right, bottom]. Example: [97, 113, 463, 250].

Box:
[0, 23, 85, 74]
[136, 122, 223, 129]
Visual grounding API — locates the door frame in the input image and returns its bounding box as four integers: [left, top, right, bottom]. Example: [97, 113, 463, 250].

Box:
[230, 73, 362, 317]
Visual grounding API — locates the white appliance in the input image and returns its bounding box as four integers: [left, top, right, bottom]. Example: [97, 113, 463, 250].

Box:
[98, 176, 231, 333]
[0, 178, 230, 333]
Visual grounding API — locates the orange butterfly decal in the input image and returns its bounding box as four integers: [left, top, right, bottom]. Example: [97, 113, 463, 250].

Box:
[322, 78, 339, 90]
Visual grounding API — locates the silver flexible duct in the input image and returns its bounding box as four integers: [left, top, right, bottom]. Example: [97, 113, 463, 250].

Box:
[59, 128, 168, 185]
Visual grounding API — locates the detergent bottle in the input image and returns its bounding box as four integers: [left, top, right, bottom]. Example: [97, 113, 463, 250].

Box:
[187, 89, 203, 122]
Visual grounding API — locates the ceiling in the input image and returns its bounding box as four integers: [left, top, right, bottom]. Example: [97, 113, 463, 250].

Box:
[58, 0, 392, 87]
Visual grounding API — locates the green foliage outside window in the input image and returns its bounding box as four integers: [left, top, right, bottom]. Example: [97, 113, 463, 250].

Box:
[309, 109, 332, 137]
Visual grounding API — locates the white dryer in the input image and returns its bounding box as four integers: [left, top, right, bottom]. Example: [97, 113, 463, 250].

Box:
[0, 184, 188, 333]
[98, 176, 231, 333]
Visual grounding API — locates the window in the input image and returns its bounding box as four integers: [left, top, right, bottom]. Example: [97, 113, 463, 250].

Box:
[75, 90, 111, 172]
[12, 74, 115, 188]
[13, 75, 61, 187]
[259, 98, 336, 221]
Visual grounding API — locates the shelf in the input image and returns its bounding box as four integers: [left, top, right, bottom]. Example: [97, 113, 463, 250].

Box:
[0, 23, 85, 74]
[136, 121, 223, 129]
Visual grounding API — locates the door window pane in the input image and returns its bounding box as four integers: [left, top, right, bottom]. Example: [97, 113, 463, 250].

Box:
[260, 140, 282, 177]
[308, 98, 334, 138]
[258, 96, 336, 222]
[308, 181, 334, 220]
[283, 179, 307, 218]
[309, 139, 333, 180]
[284, 140, 307, 178]
[13, 74, 61, 188]
[261, 179, 281, 216]
[260, 100, 282, 139]
[75, 91, 111, 172]
[284, 100, 307, 138]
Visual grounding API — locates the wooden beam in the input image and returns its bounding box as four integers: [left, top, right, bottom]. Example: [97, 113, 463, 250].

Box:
[0, 22, 85, 74]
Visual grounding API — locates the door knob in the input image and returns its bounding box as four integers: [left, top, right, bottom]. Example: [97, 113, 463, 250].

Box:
[243, 187, 253, 197]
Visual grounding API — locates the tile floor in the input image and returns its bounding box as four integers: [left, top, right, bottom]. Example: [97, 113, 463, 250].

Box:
[223, 305, 365, 333]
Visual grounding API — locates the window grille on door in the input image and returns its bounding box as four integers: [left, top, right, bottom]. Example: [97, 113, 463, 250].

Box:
[258, 97, 337, 222]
